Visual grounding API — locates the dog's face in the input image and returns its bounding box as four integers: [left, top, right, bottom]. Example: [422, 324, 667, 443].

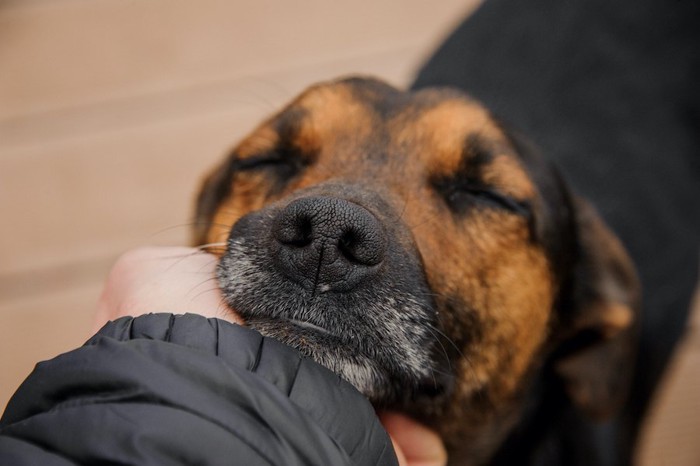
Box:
[195, 77, 639, 463]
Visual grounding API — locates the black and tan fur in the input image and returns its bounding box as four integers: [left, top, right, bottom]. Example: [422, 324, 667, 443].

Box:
[194, 77, 639, 465]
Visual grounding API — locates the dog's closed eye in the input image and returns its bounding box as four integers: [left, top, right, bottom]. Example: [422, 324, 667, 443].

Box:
[433, 177, 532, 217]
[429, 134, 532, 217]
[232, 147, 314, 195]
[235, 149, 305, 172]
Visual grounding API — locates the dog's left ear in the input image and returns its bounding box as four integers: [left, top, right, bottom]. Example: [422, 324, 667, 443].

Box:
[554, 197, 640, 420]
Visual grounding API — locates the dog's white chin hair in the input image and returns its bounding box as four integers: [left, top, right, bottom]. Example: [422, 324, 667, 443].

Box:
[248, 319, 393, 399]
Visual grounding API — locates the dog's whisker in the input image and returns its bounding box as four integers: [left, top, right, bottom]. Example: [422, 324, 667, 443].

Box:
[425, 322, 467, 369]
[406, 211, 441, 232]
[194, 242, 227, 249]
[392, 195, 410, 223]
[187, 276, 220, 293]
[187, 286, 224, 303]
[423, 325, 452, 372]
[234, 84, 284, 113]
[154, 249, 220, 274]
[428, 367, 438, 392]
[195, 242, 228, 255]
[149, 221, 235, 238]
[425, 367, 454, 379]
[248, 77, 295, 103]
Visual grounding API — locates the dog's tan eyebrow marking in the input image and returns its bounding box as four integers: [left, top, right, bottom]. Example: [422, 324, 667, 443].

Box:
[430, 132, 536, 208]
[235, 126, 280, 160]
[479, 150, 536, 200]
[403, 98, 504, 173]
[234, 106, 319, 167]
[460, 134, 494, 180]
[430, 134, 499, 186]
[463, 131, 538, 200]
[273, 107, 309, 143]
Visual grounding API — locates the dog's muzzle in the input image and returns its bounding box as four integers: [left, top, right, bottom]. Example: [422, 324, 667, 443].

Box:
[217, 187, 451, 404]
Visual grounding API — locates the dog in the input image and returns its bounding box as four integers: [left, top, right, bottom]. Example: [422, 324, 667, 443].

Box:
[193, 76, 640, 465]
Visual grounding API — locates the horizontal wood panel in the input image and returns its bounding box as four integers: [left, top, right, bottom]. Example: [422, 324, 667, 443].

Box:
[0, 47, 422, 151]
[0, 0, 472, 120]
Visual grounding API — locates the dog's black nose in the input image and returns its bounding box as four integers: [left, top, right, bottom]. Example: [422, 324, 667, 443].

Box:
[272, 196, 386, 293]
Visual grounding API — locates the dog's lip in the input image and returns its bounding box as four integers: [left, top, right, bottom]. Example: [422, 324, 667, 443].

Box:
[284, 318, 333, 336]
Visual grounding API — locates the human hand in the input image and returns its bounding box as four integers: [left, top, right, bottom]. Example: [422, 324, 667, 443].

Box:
[381, 412, 447, 466]
[94, 246, 242, 332]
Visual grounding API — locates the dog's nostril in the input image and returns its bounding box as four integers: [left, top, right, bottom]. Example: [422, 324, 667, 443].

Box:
[274, 213, 314, 247]
[339, 230, 360, 263]
[339, 228, 383, 266]
[296, 217, 313, 246]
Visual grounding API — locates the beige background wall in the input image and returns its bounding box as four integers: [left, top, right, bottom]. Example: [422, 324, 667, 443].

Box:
[0, 1, 696, 463]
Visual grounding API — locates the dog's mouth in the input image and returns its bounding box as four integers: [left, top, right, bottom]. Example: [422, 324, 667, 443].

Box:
[246, 316, 343, 348]
[244, 315, 350, 352]
[285, 318, 334, 336]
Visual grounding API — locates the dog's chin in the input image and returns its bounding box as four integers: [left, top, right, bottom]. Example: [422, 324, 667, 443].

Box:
[246, 316, 399, 402]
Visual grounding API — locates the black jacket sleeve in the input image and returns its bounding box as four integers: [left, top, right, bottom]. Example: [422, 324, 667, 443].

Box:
[0, 313, 398, 466]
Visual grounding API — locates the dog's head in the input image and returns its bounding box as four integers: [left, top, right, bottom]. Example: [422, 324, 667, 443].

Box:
[194, 77, 639, 462]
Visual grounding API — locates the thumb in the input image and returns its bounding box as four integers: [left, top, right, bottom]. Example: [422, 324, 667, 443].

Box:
[380, 411, 447, 466]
